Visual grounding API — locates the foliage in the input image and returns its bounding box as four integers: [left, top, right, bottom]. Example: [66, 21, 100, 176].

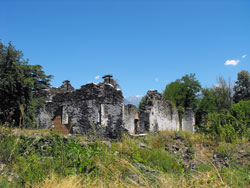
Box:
[216, 142, 236, 159]
[0, 41, 52, 127]
[112, 135, 183, 174]
[206, 100, 250, 142]
[0, 127, 249, 187]
[138, 96, 147, 112]
[196, 77, 233, 130]
[233, 70, 250, 103]
[163, 73, 201, 110]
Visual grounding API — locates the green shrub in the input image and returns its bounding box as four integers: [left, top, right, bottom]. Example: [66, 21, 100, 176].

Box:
[0, 131, 20, 163]
[206, 100, 250, 142]
[112, 135, 183, 174]
[230, 100, 250, 138]
[216, 142, 236, 159]
[221, 165, 250, 187]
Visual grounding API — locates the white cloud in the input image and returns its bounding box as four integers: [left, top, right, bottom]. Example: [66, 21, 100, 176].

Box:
[224, 59, 240, 66]
[94, 75, 100, 80]
[154, 77, 159, 82]
[242, 54, 247, 59]
[135, 95, 143, 98]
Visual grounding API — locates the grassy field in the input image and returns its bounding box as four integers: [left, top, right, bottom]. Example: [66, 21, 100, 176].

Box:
[0, 127, 249, 188]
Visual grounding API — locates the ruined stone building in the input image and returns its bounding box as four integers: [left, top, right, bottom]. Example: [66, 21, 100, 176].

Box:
[136, 90, 180, 133]
[123, 90, 195, 134]
[36, 75, 195, 138]
[37, 75, 124, 138]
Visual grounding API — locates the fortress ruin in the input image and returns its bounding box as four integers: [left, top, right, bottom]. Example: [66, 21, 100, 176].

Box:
[36, 75, 195, 138]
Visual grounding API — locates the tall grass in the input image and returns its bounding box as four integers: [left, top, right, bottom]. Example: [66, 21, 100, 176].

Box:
[0, 127, 249, 188]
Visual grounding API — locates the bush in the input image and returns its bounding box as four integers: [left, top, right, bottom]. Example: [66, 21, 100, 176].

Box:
[206, 100, 250, 142]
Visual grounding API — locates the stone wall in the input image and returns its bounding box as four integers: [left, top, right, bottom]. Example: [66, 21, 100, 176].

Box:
[37, 77, 195, 138]
[137, 90, 180, 133]
[182, 108, 195, 132]
[37, 80, 124, 138]
[123, 104, 137, 134]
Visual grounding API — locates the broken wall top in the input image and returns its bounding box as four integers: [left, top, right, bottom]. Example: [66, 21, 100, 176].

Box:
[141, 90, 175, 110]
[39, 82, 123, 105]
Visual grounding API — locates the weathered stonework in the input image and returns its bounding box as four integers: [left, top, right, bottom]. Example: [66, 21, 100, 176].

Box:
[37, 77, 124, 138]
[37, 76, 195, 138]
[123, 104, 138, 134]
[182, 108, 195, 132]
[137, 90, 180, 133]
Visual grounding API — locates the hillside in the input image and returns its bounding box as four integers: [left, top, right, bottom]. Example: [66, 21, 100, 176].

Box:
[0, 127, 249, 188]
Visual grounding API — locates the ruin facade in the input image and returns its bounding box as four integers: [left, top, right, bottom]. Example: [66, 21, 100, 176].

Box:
[37, 76, 124, 138]
[122, 104, 138, 134]
[36, 75, 195, 138]
[182, 108, 195, 132]
[136, 90, 180, 133]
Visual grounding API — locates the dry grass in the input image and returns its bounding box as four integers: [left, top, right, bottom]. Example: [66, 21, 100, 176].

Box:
[1, 128, 248, 188]
[11, 128, 51, 137]
[32, 169, 232, 188]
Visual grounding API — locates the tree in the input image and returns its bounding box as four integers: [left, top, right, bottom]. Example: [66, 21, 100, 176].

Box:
[162, 80, 182, 107]
[180, 74, 202, 109]
[213, 77, 233, 111]
[196, 77, 233, 129]
[233, 70, 250, 103]
[163, 73, 201, 110]
[0, 41, 52, 127]
[138, 96, 147, 112]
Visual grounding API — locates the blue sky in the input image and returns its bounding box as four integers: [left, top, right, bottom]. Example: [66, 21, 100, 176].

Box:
[1, 0, 249, 97]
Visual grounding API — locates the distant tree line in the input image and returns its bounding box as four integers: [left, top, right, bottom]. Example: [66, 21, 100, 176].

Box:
[161, 71, 250, 142]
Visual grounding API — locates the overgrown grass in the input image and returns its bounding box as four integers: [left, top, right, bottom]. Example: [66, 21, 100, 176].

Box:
[0, 127, 249, 187]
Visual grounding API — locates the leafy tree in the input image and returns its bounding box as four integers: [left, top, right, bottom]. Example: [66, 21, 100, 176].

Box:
[233, 70, 250, 103]
[162, 80, 182, 107]
[0, 41, 52, 127]
[138, 96, 147, 112]
[180, 74, 201, 109]
[163, 73, 201, 110]
[195, 88, 217, 129]
[213, 77, 233, 111]
[196, 77, 233, 130]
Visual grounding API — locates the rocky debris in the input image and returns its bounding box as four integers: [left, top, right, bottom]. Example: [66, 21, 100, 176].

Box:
[128, 162, 158, 184]
[212, 143, 250, 169]
[164, 134, 198, 170]
[114, 151, 119, 155]
[139, 142, 150, 150]
[212, 154, 230, 168]
[132, 134, 148, 137]
[0, 165, 19, 183]
[0, 163, 6, 174]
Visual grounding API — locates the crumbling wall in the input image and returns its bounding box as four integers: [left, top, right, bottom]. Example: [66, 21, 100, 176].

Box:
[37, 78, 195, 138]
[37, 81, 124, 138]
[182, 108, 195, 132]
[137, 90, 180, 133]
[123, 104, 137, 134]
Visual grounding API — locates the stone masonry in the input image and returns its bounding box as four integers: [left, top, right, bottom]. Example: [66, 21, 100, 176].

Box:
[182, 108, 195, 132]
[123, 104, 138, 134]
[37, 76, 195, 138]
[136, 90, 180, 134]
[37, 76, 124, 138]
